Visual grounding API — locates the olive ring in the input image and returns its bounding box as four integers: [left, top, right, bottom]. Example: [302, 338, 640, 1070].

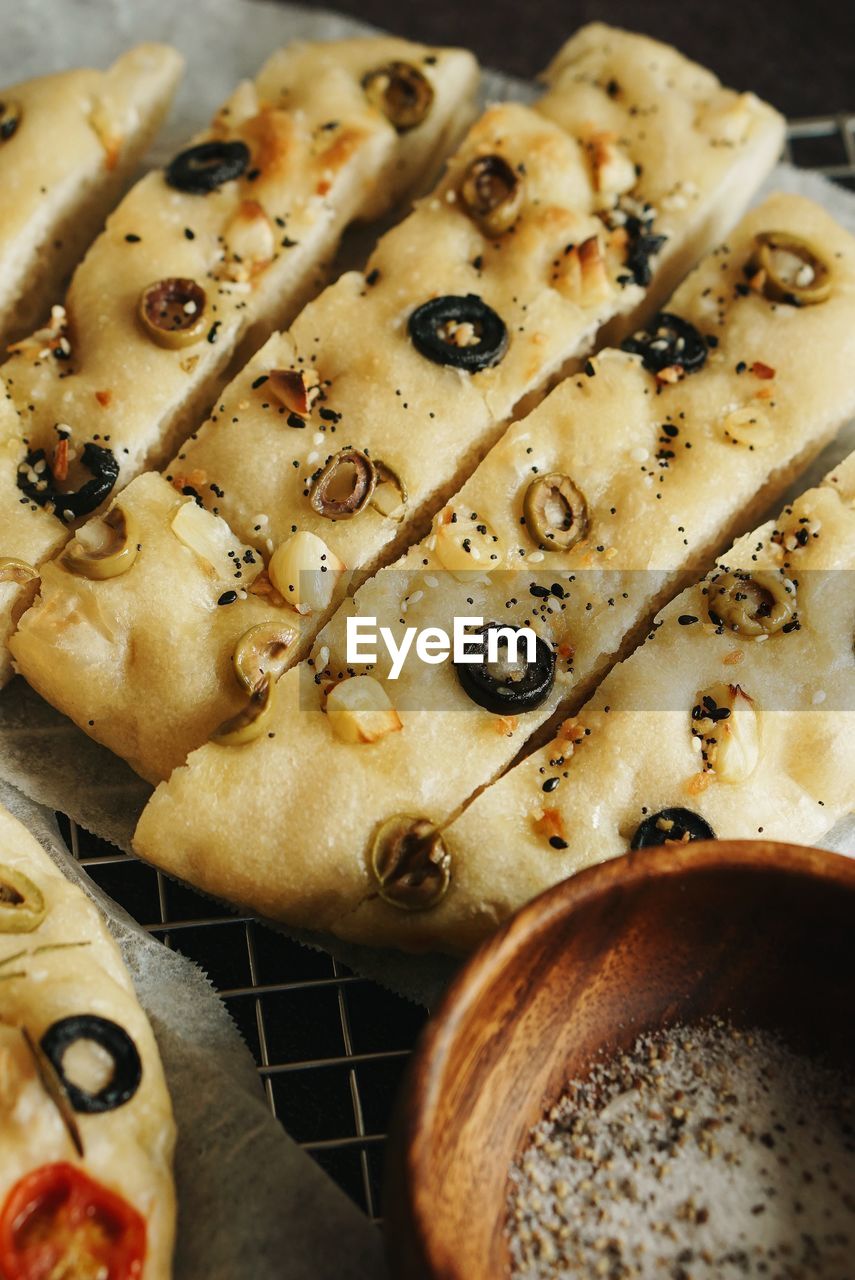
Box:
[630, 807, 716, 849]
[454, 622, 556, 715]
[139, 278, 207, 348]
[40, 1014, 142, 1114]
[622, 312, 708, 375]
[408, 294, 508, 372]
[165, 140, 251, 194]
[17, 442, 119, 523]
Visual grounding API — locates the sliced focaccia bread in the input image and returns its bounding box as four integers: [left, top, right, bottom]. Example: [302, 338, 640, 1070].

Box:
[0, 37, 478, 558]
[170, 26, 783, 553]
[128, 194, 855, 935]
[398, 455, 855, 952]
[15, 186, 841, 785]
[0, 44, 183, 347]
[0, 801, 175, 1276]
[538, 23, 784, 342]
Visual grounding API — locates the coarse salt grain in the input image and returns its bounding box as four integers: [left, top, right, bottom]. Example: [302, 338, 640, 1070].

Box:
[506, 1019, 855, 1279]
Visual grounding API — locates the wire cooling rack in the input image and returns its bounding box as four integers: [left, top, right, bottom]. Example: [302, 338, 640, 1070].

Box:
[53, 115, 855, 1226]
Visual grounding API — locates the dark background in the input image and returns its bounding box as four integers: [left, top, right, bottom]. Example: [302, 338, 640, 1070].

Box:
[289, 0, 854, 119]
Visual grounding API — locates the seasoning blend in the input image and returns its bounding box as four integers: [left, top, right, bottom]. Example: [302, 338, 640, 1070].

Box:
[507, 1020, 855, 1279]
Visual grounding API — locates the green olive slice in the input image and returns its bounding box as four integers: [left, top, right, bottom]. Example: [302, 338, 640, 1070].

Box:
[523, 474, 589, 552]
[460, 154, 524, 237]
[233, 622, 296, 694]
[213, 675, 275, 746]
[370, 816, 451, 911]
[707, 569, 796, 636]
[370, 460, 408, 521]
[310, 448, 376, 520]
[0, 99, 22, 143]
[0, 866, 46, 933]
[362, 62, 434, 132]
[751, 232, 832, 306]
[139, 277, 208, 348]
[61, 507, 139, 580]
[0, 558, 38, 587]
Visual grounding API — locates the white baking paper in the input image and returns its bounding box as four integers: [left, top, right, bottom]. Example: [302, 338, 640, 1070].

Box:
[0, 2, 854, 1252]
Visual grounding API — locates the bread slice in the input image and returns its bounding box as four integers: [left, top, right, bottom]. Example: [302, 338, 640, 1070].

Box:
[0, 37, 478, 688]
[126, 194, 855, 941]
[415, 454, 855, 952]
[0, 45, 184, 346]
[0, 801, 175, 1277]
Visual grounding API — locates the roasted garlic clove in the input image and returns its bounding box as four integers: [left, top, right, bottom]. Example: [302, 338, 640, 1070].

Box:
[0, 866, 46, 933]
[310, 449, 376, 520]
[233, 622, 296, 694]
[370, 816, 451, 910]
[362, 61, 434, 132]
[692, 683, 760, 783]
[268, 530, 345, 615]
[524, 474, 589, 552]
[708, 569, 796, 636]
[459, 154, 524, 236]
[61, 507, 139, 580]
[139, 278, 207, 348]
[749, 232, 832, 306]
[326, 676, 402, 744]
[213, 675, 276, 746]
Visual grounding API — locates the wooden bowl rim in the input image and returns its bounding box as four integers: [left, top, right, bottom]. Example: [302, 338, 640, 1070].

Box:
[395, 839, 855, 1272]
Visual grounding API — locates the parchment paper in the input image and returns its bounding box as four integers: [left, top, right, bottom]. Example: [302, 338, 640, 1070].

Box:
[0, 5, 854, 1269]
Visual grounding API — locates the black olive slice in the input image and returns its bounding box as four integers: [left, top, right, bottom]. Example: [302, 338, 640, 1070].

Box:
[17, 442, 119, 523]
[621, 312, 707, 375]
[408, 295, 508, 372]
[40, 1015, 142, 1114]
[454, 622, 555, 714]
[165, 140, 250, 194]
[630, 807, 716, 849]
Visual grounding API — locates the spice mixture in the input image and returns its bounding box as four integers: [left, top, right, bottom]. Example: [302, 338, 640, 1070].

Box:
[507, 1020, 855, 1278]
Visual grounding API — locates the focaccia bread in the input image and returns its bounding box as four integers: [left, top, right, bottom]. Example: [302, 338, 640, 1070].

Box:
[128, 195, 855, 938]
[538, 23, 785, 343]
[0, 44, 184, 346]
[0, 36, 479, 598]
[0, 802, 175, 1276]
[402, 455, 855, 952]
[8, 28, 787, 753]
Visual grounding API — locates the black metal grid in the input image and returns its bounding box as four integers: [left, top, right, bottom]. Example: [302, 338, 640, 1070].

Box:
[52, 115, 854, 1225]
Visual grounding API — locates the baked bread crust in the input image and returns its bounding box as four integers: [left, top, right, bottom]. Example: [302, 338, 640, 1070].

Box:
[0, 802, 175, 1276]
[9, 28, 788, 762]
[0, 44, 184, 346]
[422, 457, 855, 952]
[0, 37, 478, 687]
[128, 196, 855, 948]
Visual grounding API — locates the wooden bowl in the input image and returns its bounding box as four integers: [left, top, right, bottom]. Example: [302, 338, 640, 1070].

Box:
[383, 840, 855, 1279]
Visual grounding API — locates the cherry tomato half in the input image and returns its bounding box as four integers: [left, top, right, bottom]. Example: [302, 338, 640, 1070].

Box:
[0, 1162, 146, 1280]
